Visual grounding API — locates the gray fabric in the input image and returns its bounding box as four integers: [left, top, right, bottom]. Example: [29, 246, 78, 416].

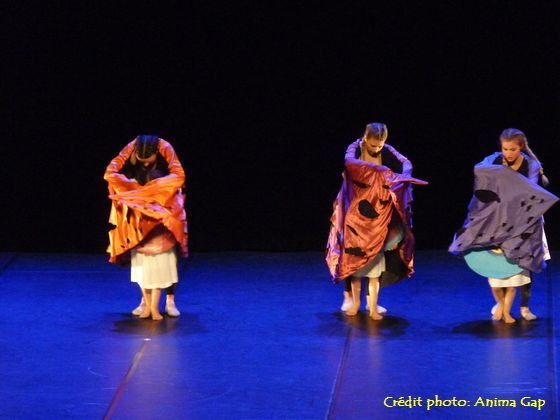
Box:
[449, 164, 558, 273]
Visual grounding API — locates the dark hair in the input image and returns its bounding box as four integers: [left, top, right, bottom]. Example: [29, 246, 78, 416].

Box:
[364, 122, 388, 141]
[135, 135, 160, 158]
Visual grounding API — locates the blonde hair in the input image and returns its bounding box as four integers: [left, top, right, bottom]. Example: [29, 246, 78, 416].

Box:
[364, 122, 388, 142]
[499, 128, 549, 186]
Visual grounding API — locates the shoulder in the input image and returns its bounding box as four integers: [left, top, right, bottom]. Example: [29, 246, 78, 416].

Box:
[158, 138, 173, 149]
[481, 152, 502, 165]
[123, 139, 137, 152]
[157, 138, 178, 155]
[523, 153, 541, 169]
[384, 143, 409, 161]
[383, 143, 399, 155]
[486, 152, 501, 160]
[345, 138, 362, 159]
[113, 139, 136, 158]
[346, 138, 362, 149]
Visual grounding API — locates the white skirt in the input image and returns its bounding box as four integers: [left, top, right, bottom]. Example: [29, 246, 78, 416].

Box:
[488, 270, 531, 288]
[543, 230, 551, 261]
[131, 249, 178, 289]
[353, 253, 385, 279]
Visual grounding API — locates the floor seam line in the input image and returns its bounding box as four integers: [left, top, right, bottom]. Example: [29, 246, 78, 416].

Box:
[325, 327, 354, 420]
[103, 339, 150, 419]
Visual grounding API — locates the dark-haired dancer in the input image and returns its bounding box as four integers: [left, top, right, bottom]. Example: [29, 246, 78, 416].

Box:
[326, 123, 427, 319]
[449, 128, 556, 323]
[105, 135, 188, 320]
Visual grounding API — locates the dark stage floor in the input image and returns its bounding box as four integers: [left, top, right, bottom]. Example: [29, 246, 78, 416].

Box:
[0, 251, 558, 419]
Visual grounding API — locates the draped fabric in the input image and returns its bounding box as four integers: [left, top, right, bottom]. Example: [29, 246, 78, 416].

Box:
[104, 139, 188, 264]
[448, 163, 557, 273]
[326, 141, 427, 283]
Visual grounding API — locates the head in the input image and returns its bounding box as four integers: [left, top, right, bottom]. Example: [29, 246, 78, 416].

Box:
[499, 128, 527, 164]
[133, 135, 160, 167]
[362, 122, 388, 157]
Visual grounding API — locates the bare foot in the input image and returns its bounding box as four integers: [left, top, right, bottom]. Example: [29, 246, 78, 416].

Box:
[503, 314, 516, 324]
[139, 307, 151, 319]
[151, 312, 163, 321]
[369, 311, 383, 320]
[492, 303, 503, 321]
[345, 301, 360, 316]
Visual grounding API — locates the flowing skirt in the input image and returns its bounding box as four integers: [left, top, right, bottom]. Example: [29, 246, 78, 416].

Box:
[488, 270, 531, 288]
[131, 249, 178, 289]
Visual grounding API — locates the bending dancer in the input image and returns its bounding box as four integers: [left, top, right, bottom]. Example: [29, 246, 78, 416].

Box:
[326, 123, 427, 319]
[449, 128, 556, 323]
[105, 135, 188, 320]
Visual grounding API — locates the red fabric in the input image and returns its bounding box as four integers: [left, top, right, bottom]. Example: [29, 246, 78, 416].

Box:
[326, 142, 427, 282]
[104, 138, 188, 263]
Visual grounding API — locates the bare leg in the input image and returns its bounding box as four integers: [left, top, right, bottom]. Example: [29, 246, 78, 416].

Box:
[139, 289, 152, 318]
[345, 277, 361, 316]
[151, 288, 163, 320]
[503, 287, 516, 324]
[368, 277, 383, 320]
[490, 287, 504, 321]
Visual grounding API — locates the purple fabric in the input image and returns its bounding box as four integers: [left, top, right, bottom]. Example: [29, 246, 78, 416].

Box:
[449, 163, 558, 273]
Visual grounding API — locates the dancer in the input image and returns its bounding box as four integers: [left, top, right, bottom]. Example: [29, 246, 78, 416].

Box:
[326, 123, 427, 319]
[483, 128, 551, 320]
[105, 135, 188, 320]
[449, 128, 556, 323]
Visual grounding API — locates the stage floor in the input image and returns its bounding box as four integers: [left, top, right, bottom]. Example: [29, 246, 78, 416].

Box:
[0, 251, 558, 419]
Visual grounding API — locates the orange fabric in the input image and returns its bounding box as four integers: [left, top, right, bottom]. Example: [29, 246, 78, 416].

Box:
[135, 225, 177, 255]
[326, 148, 427, 282]
[104, 139, 188, 263]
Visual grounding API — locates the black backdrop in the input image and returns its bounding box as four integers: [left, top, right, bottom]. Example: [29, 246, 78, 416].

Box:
[4, 2, 559, 253]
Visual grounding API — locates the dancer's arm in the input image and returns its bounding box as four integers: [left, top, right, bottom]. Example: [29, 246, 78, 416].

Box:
[104, 141, 138, 192]
[527, 159, 541, 185]
[344, 139, 389, 172]
[384, 144, 412, 176]
[157, 140, 186, 185]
